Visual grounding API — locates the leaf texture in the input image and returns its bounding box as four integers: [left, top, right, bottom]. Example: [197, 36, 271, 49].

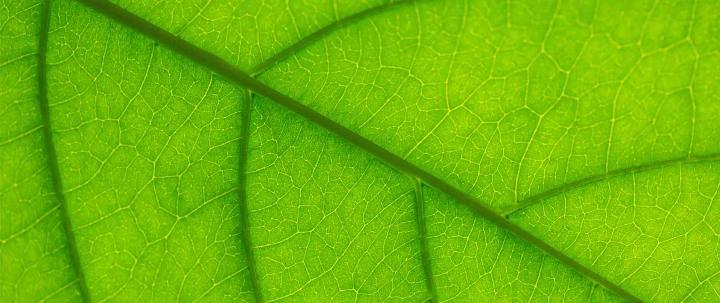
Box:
[1, 0, 719, 302]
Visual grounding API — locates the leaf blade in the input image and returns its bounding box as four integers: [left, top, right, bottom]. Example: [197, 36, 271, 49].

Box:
[2, 0, 718, 301]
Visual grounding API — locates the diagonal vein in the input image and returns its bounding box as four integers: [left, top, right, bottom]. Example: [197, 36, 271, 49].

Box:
[249, 0, 417, 76]
[38, 0, 90, 301]
[72, 0, 642, 301]
[503, 153, 720, 217]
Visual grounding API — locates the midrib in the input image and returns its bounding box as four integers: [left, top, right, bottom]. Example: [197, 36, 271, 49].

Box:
[59, 0, 661, 302]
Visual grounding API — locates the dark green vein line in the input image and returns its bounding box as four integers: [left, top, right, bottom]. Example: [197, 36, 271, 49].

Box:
[249, 0, 416, 76]
[38, 0, 90, 301]
[72, 1, 643, 301]
[237, 91, 263, 302]
[413, 181, 437, 302]
[503, 153, 720, 217]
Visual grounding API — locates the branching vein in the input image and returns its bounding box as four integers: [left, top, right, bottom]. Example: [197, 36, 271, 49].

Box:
[237, 90, 263, 302]
[413, 180, 437, 302]
[38, 0, 90, 301]
[71, 1, 644, 301]
[249, 0, 417, 76]
[503, 152, 720, 217]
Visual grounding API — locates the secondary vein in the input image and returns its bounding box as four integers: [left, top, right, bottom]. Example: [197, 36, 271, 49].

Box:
[38, 0, 90, 301]
[248, 0, 416, 76]
[413, 181, 438, 302]
[503, 153, 720, 217]
[237, 90, 263, 302]
[72, 0, 642, 301]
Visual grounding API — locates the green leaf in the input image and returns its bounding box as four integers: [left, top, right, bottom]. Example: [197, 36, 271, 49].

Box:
[1, 0, 718, 302]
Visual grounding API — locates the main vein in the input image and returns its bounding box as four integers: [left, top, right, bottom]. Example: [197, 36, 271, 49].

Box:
[503, 152, 720, 217]
[237, 91, 263, 302]
[72, 0, 642, 301]
[249, 0, 416, 76]
[413, 181, 437, 302]
[38, 0, 90, 301]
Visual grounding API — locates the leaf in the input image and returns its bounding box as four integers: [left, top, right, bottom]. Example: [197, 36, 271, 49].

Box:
[1, 0, 718, 302]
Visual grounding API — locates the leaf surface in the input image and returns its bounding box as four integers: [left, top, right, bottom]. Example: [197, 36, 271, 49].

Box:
[1, 0, 719, 302]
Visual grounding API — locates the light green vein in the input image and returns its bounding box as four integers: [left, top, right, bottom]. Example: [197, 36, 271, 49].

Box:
[38, 0, 90, 301]
[503, 153, 720, 217]
[71, 1, 643, 301]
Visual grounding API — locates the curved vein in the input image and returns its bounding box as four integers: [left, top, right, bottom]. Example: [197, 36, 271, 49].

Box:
[39, 0, 90, 301]
[502, 153, 720, 217]
[237, 91, 263, 302]
[248, 0, 417, 76]
[72, 1, 643, 301]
